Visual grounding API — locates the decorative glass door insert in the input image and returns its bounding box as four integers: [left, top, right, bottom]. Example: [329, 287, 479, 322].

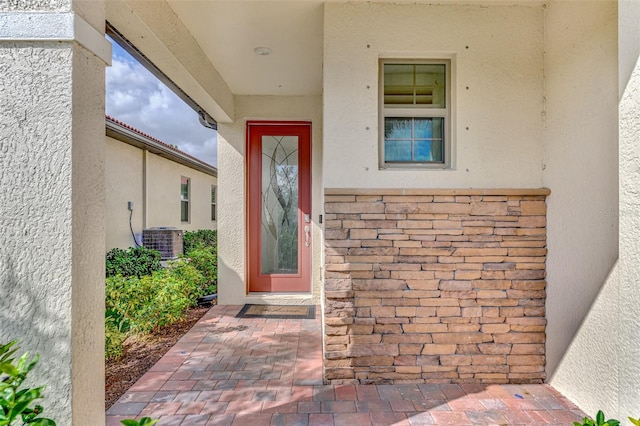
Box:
[247, 122, 311, 292]
[261, 135, 299, 274]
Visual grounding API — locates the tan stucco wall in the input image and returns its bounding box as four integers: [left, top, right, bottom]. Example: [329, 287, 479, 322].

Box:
[145, 151, 217, 232]
[323, 2, 545, 189]
[105, 136, 217, 251]
[618, 0, 640, 419]
[217, 95, 323, 306]
[0, 3, 107, 425]
[5, 1, 640, 423]
[105, 136, 144, 249]
[543, 0, 620, 417]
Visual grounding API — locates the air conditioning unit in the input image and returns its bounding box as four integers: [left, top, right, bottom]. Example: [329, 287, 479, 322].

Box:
[142, 227, 183, 260]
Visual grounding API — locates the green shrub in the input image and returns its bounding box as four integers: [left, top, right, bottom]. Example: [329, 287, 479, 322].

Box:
[167, 259, 206, 295]
[183, 246, 217, 294]
[574, 411, 620, 426]
[105, 274, 150, 335]
[105, 317, 127, 360]
[0, 340, 56, 425]
[183, 230, 217, 253]
[136, 270, 202, 331]
[106, 247, 162, 278]
[121, 419, 158, 426]
[105, 266, 204, 358]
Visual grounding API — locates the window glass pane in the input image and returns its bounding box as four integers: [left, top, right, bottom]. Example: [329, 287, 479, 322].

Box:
[211, 186, 216, 221]
[431, 139, 443, 162]
[384, 64, 414, 87]
[384, 64, 414, 105]
[385, 118, 412, 140]
[181, 177, 189, 200]
[384, 63, 446, 107]
[181, 201, 189, 222]
[414, 141, 432, 161]
[415, 64, 446, 107]
[414, 118, 444, 139]
[414, 119, 432, 139]
[413, 140, 444, 162]
[385, 140, 412, 162]
[385, 118, 444, 163]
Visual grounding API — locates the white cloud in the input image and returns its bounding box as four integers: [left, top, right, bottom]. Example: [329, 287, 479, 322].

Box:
[106, 41, 218, 167]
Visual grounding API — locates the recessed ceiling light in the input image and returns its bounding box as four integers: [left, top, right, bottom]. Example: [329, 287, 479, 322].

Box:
[253, 46, 272, 56]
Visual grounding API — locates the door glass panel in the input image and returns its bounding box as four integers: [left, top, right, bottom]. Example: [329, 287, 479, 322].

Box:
[261, 135, 299, 274]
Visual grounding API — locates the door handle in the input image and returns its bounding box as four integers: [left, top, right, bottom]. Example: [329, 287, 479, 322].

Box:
[304, 225, 310, 247]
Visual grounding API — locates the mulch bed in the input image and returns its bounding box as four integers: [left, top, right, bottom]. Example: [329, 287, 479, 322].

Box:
[105, 305, 210, 409]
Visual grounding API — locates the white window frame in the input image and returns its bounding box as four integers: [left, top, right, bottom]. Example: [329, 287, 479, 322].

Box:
[211, 185, 217, 221]
[181, 176, 190, 223]
[379, 58, 453, 169]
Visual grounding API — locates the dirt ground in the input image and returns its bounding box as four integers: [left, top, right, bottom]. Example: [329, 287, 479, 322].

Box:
[105, 305, 210, 409]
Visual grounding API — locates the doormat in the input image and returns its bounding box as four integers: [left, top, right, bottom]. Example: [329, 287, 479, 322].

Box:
[236, 304, 315, 319]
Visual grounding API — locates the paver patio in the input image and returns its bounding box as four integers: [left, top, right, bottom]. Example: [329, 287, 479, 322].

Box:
[106, 305, 586, 425]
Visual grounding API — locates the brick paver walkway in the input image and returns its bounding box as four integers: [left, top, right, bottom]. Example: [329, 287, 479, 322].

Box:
[106, 305, 586, 425]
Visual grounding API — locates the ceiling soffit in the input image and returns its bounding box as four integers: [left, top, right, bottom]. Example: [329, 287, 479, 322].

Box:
[168, 1, 324, 97]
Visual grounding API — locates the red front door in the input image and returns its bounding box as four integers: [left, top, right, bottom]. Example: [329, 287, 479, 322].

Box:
[247, 121, 311, 292]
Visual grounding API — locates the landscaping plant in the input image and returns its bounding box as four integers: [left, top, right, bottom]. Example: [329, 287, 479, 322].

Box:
[574, 411, 620, 426]
[106, 247, 162, 278]
[0, 341, 55, 425]
[105, 316, 128, 360]
[182, 246, 217, 294]
[183, 229, 217, 253]
[105, 266, 204, 359]
[105, 231, 217, 359]
[120, 418, 158, 426]
[166, 259, 207, 296]
[181, 230, 218, 294]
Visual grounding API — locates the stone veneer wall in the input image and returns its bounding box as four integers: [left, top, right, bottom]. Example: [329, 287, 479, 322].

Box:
[323, 188, 549, 384]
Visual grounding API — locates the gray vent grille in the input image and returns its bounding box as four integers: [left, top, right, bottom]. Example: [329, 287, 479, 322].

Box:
[143, 227, 183, 260]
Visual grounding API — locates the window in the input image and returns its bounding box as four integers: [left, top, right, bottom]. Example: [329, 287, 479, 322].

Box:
[380, 59, 451, 168]
[181, 177, 190, 222]
[211, 185, 217, 221]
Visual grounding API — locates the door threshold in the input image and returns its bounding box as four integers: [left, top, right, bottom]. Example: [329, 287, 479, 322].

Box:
[243, 293, 317, 305]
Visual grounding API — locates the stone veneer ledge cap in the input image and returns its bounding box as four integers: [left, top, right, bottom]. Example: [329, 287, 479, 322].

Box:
[324, 188, 551, 196]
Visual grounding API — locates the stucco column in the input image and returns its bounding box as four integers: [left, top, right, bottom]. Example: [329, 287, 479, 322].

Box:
[618, 0, 640, 418]
[0, 2, 109, 425]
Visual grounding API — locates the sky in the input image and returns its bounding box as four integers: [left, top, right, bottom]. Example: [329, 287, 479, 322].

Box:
[105, 38, 218, 167]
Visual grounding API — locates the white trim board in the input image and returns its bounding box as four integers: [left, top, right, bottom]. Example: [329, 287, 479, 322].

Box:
[0, 12, 111, 65]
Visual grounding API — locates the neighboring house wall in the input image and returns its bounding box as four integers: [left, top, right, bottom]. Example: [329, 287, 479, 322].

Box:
[217, 95, 323, 306]
[105, 136, 144, 249]
[543, 0, 620, 418]
[105, 133, 217, 251]
[146, 151, 217, 232]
